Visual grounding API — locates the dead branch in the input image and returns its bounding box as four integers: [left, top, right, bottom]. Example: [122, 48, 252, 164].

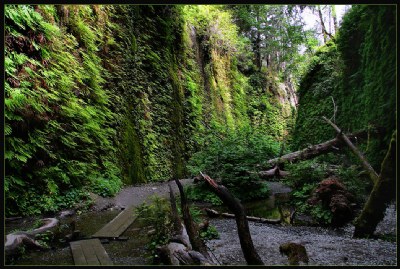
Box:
[5, 218, 58, 255]
[174, 179, 214, 262]
[205, 208, 281, 224]
[322, 116, 379, 184]
[200, 172, 264, 265]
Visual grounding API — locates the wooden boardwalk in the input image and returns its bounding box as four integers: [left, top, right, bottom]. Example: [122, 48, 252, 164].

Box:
[70, 239, 113, 265]
[92, 205, 137, 239]
[70, 206, 137, 265]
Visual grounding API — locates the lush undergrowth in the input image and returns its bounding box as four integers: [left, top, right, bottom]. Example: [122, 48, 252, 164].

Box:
[284, 153, 371, 225]
[187, 127, 280, 202]
[5, 5, 394, 219]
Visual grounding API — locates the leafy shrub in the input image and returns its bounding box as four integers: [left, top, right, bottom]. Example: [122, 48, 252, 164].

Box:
[135, 196, 174, 261]
[185, 185, 223, 206]
[90, 177, 122, 197]
[187, 127, 279, 201]
[337, 164, 370, 203]
[200, 225, 219, 241]
[285, 155, 369, 225]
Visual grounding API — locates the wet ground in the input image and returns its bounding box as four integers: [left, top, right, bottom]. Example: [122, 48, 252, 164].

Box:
[6, 179, 397, 266]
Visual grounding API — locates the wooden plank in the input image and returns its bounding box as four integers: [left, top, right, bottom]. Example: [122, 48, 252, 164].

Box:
[82, 241, 100, 265]
[70, 239, 112, 265]
[92, 206, 136, 238]
[93, 242, 113, 265]
[70, 241, 87, 265]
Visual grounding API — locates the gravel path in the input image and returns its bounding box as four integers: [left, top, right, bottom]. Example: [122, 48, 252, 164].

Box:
[206, 202, 397, 266]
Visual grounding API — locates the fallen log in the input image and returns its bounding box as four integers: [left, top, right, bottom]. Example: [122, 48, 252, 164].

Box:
[200, 172, 264, 265]
[205, 208, 281, 224]
[322, 116, 379, 184]
[263, 129, 369, 167]
[5, 218, 59, 255]
[259, 165, 290, 179]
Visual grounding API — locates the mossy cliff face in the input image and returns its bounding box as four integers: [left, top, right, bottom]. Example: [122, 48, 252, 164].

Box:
[292, 5, 396, 169]
[115, 5, 296, 184]
[5, 4, 296, 215]
[5, 5, 122, 215]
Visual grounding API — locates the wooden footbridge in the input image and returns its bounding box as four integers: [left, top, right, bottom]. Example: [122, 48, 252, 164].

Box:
[69, 205, 137, 265]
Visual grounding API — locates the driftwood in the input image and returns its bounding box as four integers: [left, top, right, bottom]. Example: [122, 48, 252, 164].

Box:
[200, 172, 264, 265]
[5, 218, 59, 255]
[156, 181, 217, 265]
[263, 129, 369, 167]
[174, 179, 210, 257]
[205, 208, 281, 224]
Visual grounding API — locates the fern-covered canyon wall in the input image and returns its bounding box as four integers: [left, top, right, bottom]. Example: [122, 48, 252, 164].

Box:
[5, 5, 296, 216]
[291, 5, 396, 170]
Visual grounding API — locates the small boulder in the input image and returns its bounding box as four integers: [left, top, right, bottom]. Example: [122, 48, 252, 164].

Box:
[279, 242, 309, 265]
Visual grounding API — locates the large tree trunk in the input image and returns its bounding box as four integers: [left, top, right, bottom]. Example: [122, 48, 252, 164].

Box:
[317, 5, 328, 43]
[174, 179, 209, 256]
[263, 129, 369, 167]
[353, 131, 396, 238]
[200, 173, 264, 265]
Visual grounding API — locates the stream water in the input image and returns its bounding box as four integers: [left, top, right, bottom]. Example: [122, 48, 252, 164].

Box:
[6, 209, 151, 265]
[5, 192, 289, 265]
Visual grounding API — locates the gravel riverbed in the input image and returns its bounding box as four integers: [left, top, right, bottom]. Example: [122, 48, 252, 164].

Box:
[206, 202, 397, 266]
[91, 179, 397, 266]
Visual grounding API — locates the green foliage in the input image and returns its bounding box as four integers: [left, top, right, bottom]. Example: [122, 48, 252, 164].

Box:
[187, 127, 279, 201]
[284, 159, 327, 188]
[200, 225, 219, 241]
[5, 5, 121, 216]
[185, 185, 223, 206]
[285, 155, 370, 225]
[135, 196, 174, 262]
[5, 4, 298, 217]
[90, 176, 122, 197]
[337, 164, 370, 203]
[310, 202, 333, 225]
[291, 42, 341, 150]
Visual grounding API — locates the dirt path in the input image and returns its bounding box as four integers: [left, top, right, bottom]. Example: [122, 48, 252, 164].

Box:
[90, 178, 195, 211]
[90, 179, 292, 211]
